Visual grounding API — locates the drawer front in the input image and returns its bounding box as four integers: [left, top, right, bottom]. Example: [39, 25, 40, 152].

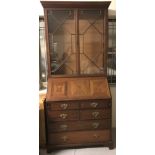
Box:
[80, 100, 111, 109]
[47, 110, 79, 122]
[47, 101, 79, 110]
[80, 109, 111, 120]
[48, 130, 111, 145]
[48, 119, 111, 132]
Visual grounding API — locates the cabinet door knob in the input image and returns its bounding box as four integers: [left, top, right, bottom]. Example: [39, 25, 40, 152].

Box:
[60, 113, 68, 119]
[90, 102, 98, 108]
[92, 122, 100, 129]
[60, 103, 68, 110]
[60, 124, 68, 131]
[92, 111, 100, 118]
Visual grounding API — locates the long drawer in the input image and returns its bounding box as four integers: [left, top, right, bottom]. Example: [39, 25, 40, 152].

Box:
[80, 109, 111, 120]
[48, 119, 111, 132]
[46, 99, 111, 111]
[47, 110, 79, 122]
[48, 130, 111, 145]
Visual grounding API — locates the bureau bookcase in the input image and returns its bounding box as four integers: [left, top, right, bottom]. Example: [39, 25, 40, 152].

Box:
[41, 1, 113, 152]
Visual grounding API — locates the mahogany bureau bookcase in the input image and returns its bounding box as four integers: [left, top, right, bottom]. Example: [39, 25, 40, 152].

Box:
[40, 1, 113, 152]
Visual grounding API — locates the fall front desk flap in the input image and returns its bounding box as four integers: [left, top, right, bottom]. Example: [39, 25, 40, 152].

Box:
[46, 77, 111, 101]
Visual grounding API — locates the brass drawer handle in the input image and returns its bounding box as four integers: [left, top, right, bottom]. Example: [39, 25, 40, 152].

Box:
[92, 111, 100, 118]
[61, 136, 68, 142]
[93, 134, 99, 138]
[90, 102, 98, 108]
[92, 122, 100, 129]
[60, 103, 68, 110]
[60, 124, 68, 130]
[60, 113, 68, 119]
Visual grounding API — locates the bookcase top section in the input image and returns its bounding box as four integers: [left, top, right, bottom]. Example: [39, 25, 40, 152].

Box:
[40, 1, 111, 9]
[46, 77, 111, 101]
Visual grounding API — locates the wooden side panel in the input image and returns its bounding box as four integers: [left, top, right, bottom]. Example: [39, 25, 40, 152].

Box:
[39, 93, 46, 147]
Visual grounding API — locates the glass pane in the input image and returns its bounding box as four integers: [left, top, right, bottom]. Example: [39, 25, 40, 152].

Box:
[39, 18, 47, 89]
[48, 10, 76, 75]
[79, 9, 104, 74]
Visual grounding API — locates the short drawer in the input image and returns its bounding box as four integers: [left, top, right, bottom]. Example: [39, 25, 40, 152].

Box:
[80, 99, 111, 109]
[48, 119, 111, 132]
[80, 109, 111, 120]
[48, 130, 111, 145]
[47, 101, 79, 111]
[47, 110, 79, 122]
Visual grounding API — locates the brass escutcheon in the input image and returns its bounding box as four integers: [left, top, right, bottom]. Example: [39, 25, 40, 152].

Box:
[92, 111, 100, 118]
[60, 124, 68, 130]
[60, 113, 68, 119]
[93, 134, 99, 138]
[90, 102, 98, 108]
[60, 103, 68, 109]
[92, 122, 100, 129]
[61, 135, 68, 142]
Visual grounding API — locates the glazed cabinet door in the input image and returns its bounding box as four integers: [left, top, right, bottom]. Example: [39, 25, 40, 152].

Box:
[79, 9, 105, 75]
[47, 9, 77, 75]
